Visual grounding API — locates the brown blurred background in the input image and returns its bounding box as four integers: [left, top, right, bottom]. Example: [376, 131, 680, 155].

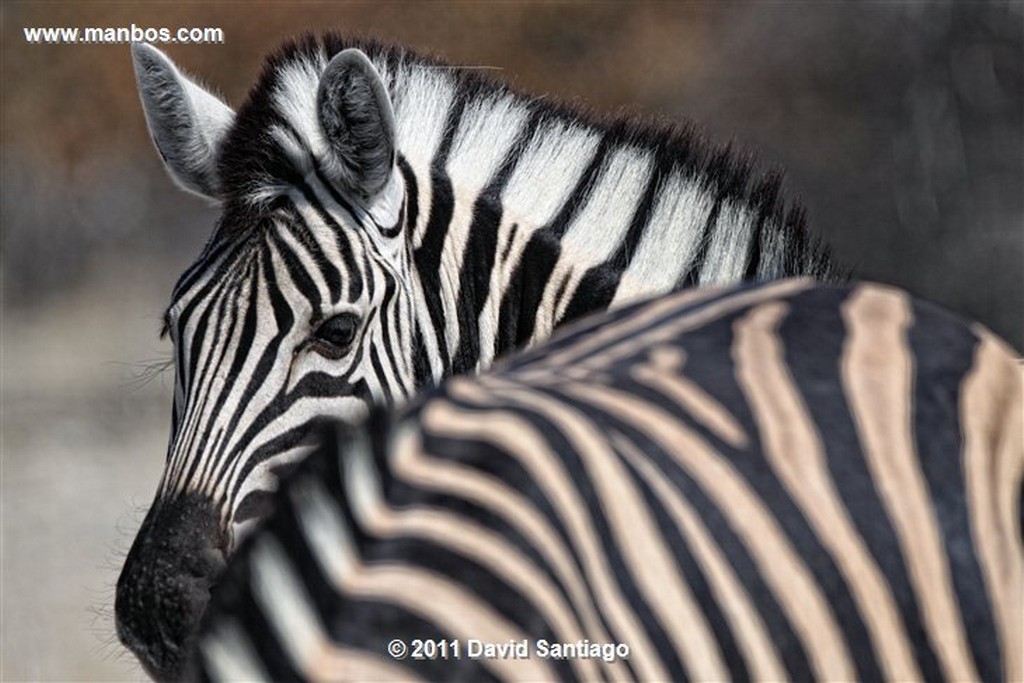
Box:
[2, 2, 1021, 680]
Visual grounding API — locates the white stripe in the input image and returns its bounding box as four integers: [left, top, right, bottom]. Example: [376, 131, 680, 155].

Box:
[437, 95, 529, 358]
[699, 201, 754, 285]
[539, 146, 653, 340]
[501, 119, 601, 229]
[250, 535, 330, 673]
[200, 618, 271, 682]
[294, 477, 360, 586]
[271, 56, 330, 173]
[390, 67, 456, 248]
[474, 121, 602, 364]
[612, 173, 713, 306]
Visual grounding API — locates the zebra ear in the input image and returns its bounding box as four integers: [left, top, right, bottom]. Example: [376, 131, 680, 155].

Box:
[131, 43, 234, 200]
[317, 49, 396, 200]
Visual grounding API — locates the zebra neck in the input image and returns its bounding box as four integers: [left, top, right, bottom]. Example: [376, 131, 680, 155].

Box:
[406, 162, 561, 380]
[388, 61, 833, 382]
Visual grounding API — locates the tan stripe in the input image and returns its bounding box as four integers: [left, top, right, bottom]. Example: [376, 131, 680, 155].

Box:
[390, 423, 631, 681]
[492, 386, 729, 681]
[632, 346, 748, 449]
[517, 277, 814, 375]
[419, 397, 670, 681]
[347, 565, 556, 682]
[287, 470, 561, 681]
[561, 380, 856, 680]
[356, 482, 607, 681]
[734, 301, 920, 680]
[613, 432, 788, 681]
[960, 329, 1023, 682]
[841, 283, 978, 681]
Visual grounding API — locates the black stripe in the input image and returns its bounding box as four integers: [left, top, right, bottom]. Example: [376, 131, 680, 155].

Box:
[450, 111, 540, 375]
[373, 258, 406, 396]
[551, 268, 573, 318]
[169, 233, 237, 306]
[368, 348, 393, 405]
[408, 393, 646, 681]
[777, 286, 940, 680]
[495, 135, 612, 356]
[499, 222, 519, 265]
[411, 327, 433, 392]
[676, 149, 753, 288]
[450, 198, 503, 375]
[612, 427, 751, 682]
[562, 331, 817, 681]
[906, 299, 1000, 681]
[281, 203, 344, 306]
[182, 292, 247, 493]
[557, 155, 664, 326]
[412, 96, 467, 374]
[228, 376, 373, 506]
[741, 176, 783, 281]
[296, 184, 364, 303]
[396, 155, 418, 235]
[173, 272, 251, 489]
[210, 250, 296, 498]
[675, 200, 719, 288]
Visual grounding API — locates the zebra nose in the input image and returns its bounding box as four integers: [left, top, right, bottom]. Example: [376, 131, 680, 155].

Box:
[115, 494, 228, 682]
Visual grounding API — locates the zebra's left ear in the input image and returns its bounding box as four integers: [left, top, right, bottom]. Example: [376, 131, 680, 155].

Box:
[317, 49, 396, 200]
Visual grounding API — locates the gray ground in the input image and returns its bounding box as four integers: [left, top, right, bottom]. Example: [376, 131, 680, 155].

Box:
[3, 262, 170, 681]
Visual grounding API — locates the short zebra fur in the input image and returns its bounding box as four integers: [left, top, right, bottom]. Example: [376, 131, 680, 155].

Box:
[192, 279, 1021, 683]
[118, 34, 838, 680]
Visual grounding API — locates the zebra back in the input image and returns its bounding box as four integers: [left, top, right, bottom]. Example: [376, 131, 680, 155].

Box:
[190, 278, 1015, 683]
[192, 279, 1021, 682]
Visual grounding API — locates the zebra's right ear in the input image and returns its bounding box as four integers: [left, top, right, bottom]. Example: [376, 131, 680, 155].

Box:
[317, 49, 396, 200]
[131, 43, 234, 200]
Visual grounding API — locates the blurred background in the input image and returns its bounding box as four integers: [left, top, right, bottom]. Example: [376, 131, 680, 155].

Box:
[2, 2, 1021, 680]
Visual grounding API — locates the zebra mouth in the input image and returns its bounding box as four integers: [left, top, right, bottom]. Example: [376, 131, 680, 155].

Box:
[115, 494, 228, 682]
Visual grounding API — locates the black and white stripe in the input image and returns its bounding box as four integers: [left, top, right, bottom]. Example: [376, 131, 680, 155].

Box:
[118, 35, 838, 680]
[192, 279, 1022, 683]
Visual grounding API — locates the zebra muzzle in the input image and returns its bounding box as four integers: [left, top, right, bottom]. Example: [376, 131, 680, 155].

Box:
[115, 494, 228, 682]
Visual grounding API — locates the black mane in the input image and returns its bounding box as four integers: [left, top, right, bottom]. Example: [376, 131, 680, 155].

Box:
[216, 33, 838, 280]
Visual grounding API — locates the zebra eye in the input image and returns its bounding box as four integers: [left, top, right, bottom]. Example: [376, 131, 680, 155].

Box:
[311, 312, 361, 358]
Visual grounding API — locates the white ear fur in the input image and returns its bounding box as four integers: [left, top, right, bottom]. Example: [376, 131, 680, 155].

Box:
[316, 49, 396, 199]
[131, 43, 235, 199]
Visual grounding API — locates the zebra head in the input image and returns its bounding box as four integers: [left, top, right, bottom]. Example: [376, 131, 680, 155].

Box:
[115, 42, 419, 681]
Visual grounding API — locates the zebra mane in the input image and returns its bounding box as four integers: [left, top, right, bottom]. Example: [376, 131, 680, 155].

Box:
[214, 33, 835, 280]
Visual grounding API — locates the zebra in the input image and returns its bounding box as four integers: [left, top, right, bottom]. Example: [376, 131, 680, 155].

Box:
[189, 278, 1022, 683]
[115, 34, 839, 680]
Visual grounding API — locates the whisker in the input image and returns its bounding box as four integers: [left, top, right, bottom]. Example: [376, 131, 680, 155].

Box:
[106, 357, 176, 393]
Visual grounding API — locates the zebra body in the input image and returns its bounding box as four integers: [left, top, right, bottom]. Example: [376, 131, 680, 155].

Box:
[193, 279, 1022, 682]
[117, 35, 835, 679]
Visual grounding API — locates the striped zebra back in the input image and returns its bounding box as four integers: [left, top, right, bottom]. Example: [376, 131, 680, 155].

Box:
[191, 279, 1022, 682]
